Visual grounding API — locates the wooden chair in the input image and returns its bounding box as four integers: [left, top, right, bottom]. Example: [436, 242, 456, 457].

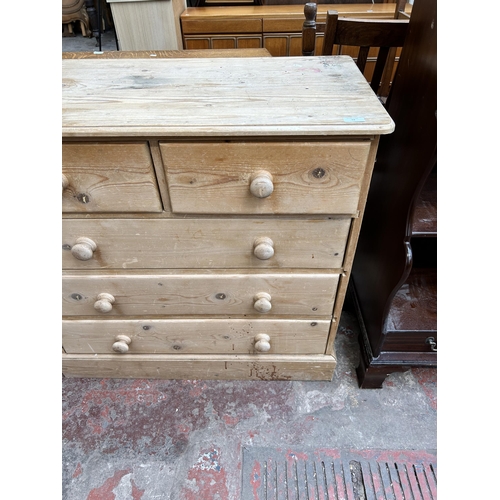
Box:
[302, 1, 409, 99]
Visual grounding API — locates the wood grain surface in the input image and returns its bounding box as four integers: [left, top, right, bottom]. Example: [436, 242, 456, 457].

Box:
[62, 318, 331, 354]
[62, 217, 351, 270]
[62, 56, 394, 138]
[63, 270, 339, 316]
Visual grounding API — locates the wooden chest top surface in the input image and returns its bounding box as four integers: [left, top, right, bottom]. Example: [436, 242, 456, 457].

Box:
[62, 56, 394, 138]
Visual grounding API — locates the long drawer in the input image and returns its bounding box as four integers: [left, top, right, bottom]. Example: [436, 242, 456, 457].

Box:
[62, 142, 162, 213]
[62, 218, 351, 270]
[62, 271, 339, 316]
[62, 318, 331, 355]
[161, 141, 371, 215]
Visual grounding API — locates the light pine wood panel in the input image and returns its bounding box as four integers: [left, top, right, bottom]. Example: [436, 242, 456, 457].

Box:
[62, 48, 271, 59]
[62, 318, 330, 355]
[62, 142, 162, 213]
[62, 218, 351, 270]
[109, 0, 186, 50]
[325, 137, 379, 353]
[62, 57, 395, 138]
[161, 141, 371, 214]
[62, 271, 339, 316]
[62, 353, 337, 380]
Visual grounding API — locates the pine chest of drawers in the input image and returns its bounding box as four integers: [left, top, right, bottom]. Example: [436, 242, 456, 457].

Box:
[62, 56, 394, 380]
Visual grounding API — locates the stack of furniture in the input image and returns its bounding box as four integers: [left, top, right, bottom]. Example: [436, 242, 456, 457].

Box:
[301, 1, 409, 100]
[180, 2, 411, 55]
[62, 55, 395, 380]
[350, 0, 437, 388]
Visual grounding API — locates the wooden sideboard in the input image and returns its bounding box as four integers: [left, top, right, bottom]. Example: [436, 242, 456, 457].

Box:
[180, 2, 411, 55]
[62, 55, 394, 380]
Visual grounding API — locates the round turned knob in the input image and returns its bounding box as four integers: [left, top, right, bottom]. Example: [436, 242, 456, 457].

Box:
[249, 171, 274, 198]
[62, 174, 69, 192]
[71, 237, 97, 261]
[253, 292, 272, 313]
[112, 335, 131, 353]
[254, 333, 271, 352]
[94, 293, 115, 313]
[253, 237, 275, 260]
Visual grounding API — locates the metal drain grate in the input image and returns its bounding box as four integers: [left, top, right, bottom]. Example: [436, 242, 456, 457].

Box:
[242, 448, 437, 500]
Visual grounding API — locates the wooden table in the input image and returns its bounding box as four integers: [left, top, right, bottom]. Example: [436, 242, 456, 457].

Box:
[62, 55, 394, 380]
[62, 48, 272, 59]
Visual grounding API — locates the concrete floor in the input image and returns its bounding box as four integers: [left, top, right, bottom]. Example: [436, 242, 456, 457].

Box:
[62, 304, 437, 499]
[62, 25, 118, 52]
[61, 30, 437, 499]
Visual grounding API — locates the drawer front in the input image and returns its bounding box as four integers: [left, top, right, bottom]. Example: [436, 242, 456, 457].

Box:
[63, 271, 339, 316]
[381, 331, 438, 353]
[62, 142, 162, 213]
[181, 18, 263, 35]
[62, 318, 330, 355]
[160, 141, 371, 215]
[62, 218, 351, 270]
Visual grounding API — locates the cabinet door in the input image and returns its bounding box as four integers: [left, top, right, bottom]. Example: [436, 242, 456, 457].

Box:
[263, 35, 289, 56]
[211, 37, 238, 49]
[184, 37, 210, 50]
[264, 34, 323, 57]
[288, 34, 302, 56]
[184, 35, 261, 50]
[211, 36, 262, 49]
[237, 36, 262, 49]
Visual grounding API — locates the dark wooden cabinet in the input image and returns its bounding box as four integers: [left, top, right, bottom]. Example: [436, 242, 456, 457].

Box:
[351, 0, 437, 388]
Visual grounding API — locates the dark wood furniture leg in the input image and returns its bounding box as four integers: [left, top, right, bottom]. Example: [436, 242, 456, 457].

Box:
[85, 0, 99, 39]
[351, 0, 437, 389]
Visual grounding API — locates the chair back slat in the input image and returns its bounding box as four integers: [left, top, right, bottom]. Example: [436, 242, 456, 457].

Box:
[356, 46, 370, 73]
[370, 46, 390, 94]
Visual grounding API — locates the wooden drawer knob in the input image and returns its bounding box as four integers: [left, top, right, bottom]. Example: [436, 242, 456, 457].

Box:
[254, 333, 271, 352]
[253, 292, 272, 313]
[250, 171, 274, 198]
[112, 335, 131, 353]
[62, 174, 69, 192]
[253, 237, 274, 260]
[71, 237, 97, 261]
[94, 293, 115, 313]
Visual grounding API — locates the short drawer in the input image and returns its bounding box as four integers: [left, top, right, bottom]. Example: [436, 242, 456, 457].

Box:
[160, 141, 371, 215]
[62, 318, 331, 355]
[62, 142, 162, 213]
[62, 271, 339, 316]
[62, 218, 351, 270]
